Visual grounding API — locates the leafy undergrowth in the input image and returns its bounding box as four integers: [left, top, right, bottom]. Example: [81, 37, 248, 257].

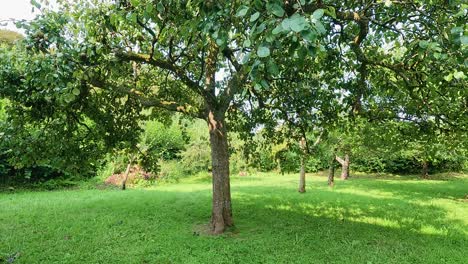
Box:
[0, 173, 467, 263]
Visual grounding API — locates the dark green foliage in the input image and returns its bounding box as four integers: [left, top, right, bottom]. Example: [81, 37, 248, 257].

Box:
[140, 117, 185, 161]
[276, 149, 300, 173]
[353, 154, 465, 175]
[179, 120, 211, 174]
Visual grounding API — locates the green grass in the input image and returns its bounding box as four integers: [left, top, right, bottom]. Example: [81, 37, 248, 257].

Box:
[1, 172, 467, 263]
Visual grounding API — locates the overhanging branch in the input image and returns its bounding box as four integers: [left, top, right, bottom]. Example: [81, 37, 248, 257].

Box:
[88, 78, 204, 119]
[114, 51, 214, 102]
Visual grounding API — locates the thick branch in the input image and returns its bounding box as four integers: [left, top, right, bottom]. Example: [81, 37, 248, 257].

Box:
[114, 51, 214, 102]
[139, 98, 203, 119]
[335, 155, 345, 165]
[88, 78, 204, 119]
[218, 70, 249, 113]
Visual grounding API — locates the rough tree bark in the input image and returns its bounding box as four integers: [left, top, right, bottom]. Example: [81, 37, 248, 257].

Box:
[328, 155, 335, 187]
[208, 109, 233, 234]
[298, 137, 306, 193]
[336, 154, 350, 180]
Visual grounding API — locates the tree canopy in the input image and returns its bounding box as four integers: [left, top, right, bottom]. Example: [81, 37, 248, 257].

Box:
[0, 0, 466, 233]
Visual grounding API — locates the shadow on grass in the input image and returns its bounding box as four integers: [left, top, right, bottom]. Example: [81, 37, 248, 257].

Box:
[1, 177, 467, 263]
[340, 176, 468, 201]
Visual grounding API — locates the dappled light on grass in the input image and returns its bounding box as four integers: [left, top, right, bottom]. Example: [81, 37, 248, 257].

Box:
[1, 173, 467, 263]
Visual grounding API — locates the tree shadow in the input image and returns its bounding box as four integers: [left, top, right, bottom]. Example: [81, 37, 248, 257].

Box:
[228, 184, 467, 262]
[2, 177, 467, 263]
[339, 176, 467, 201]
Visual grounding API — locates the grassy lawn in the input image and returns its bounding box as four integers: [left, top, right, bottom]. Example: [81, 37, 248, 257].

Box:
[1, 173, 467, 263]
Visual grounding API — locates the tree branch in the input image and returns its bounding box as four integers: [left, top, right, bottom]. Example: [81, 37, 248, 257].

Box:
[88, 78, 204, 119]
[114, 50, 214, 102]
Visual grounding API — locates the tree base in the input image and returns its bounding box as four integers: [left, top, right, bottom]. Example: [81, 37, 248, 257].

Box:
[211, 218, 233, 234]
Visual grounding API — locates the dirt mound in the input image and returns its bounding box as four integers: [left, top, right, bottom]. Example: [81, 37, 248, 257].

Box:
[104, 165, 155, 187]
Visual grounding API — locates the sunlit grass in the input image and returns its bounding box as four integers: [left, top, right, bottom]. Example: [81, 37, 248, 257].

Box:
[1, 172, 467, 263]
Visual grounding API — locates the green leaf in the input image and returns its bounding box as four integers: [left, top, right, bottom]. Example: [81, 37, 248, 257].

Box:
[250, 12, 260, 22]
[267, 60, 280, 75]
[240, 52, 251, 65]
[130, 0, 140, 7]
[444, 74, 453, 82]
[257, 46, 271, 58]
[301, 30, 317, 42]
[419, 40, 429, 49]
[269, 4, 285, 17]
[453, 71, 466, 80]
[450, 27, 462, 35]
[146, 3, 154, 13]
[64, 94, 75, 103]
[243, 39, 251, 48]
[324, 7, 336, 19]
[281, 19, 291, 31]
[272, 24, 284, 35]
[289, 14, 307, 32]
[461, 36, 468, 45]
[157, 3, 164, 13]
[312, 9, 324, 20]
[260, 79, 270, 89]
[109, 14, 118, 26]
[128, 13, 137, 24]
[315, 21, 326, 35]
[30, 0, 41, 9]
[216, 37, 226, 47]
[236, 6, 249, 17]
[72, 88, 81, 96]
[256, 22, 266, 34]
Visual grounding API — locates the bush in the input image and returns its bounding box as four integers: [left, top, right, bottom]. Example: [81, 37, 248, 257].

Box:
[180, 139, 211, 174]
[276, 149, 300, 173]
[140, 118, 185, 160]
[158, 160, 187, 182]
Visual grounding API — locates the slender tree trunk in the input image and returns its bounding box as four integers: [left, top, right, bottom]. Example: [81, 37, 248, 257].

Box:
[298, 155, 306, 193]
[208, 110, 233, 234]
[121, 156, 134, 190]
[336, 154, 350, 180]
[421, 160, 429, 179]
[328, 155, 335, 187]
[341, 154, 350, 180]
[298, 137, 306, 193]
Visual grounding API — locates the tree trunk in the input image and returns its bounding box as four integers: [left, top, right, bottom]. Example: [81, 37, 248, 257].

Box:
[421, 160, 429, 179]
[298, 155, 306, 193]
[341, 154, 349, 180]
[121, 156, 134, 190]
[208, 110, 233, 234]
[337, 154, 350, 180]
[328, 156, 335, 187]
[298, 137, 306, 193]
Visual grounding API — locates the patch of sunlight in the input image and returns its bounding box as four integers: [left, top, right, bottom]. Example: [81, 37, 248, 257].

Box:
[293, 202, 349, 219]
[153, 184, 211, 193]
[265, 204, 293, 212]
[350, 216, 401, 229]
[411, 199, 468, 226]
[420, 225, 447, 236]
[337, 188, 399, 200]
